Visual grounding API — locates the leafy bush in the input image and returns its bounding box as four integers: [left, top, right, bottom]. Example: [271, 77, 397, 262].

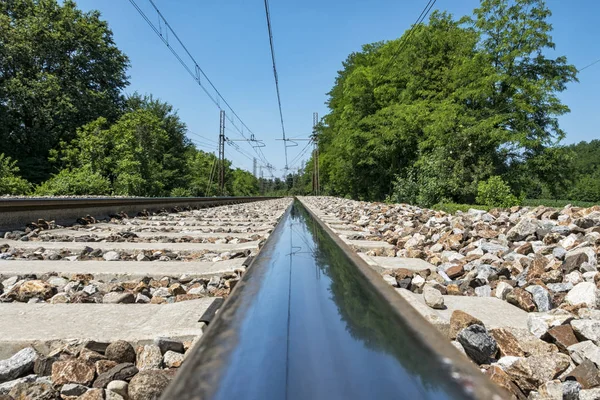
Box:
[476, 176, 520, 208]
[0, 154, 31, 195]
[170, 187, 192, 197]
[569, 173, 600, 203]
[35, 167, 111, 195]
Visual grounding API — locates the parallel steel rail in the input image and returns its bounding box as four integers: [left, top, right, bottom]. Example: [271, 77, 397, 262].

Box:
[164, 198, 507, 400]
[0, 196, 280, 230]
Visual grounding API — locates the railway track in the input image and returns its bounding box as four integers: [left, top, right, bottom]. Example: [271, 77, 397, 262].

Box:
[0, 196, 506, 399]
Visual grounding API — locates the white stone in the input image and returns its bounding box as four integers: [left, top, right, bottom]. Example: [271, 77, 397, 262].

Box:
[382, 275, 396, 286]
[564, 271, 583, 285]
[423, 286, 444, 309]
[136, 344, 163, 370]
[571, 319, 600, 346]
[103, 251, 120, 261]
[0, 347, 38, 383]
[475, 285, 492, 297]
[411, 274, 425, 288]
[580, 389, 600, 400]
[495, 282, 512, 300]
[495, 356, 522, 371]
[106, 380, 128, 398]
[565, 282, 598, 307]
[568, 341, 600, 366]
[47, 276, 68, 288]
[163, 350, 185, 368]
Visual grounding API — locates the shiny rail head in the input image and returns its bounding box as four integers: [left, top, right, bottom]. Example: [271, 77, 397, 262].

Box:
[162, 199, 508, 400]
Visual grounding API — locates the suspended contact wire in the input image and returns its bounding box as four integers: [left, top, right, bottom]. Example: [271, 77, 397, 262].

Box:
[377, 0, 437, 82]
[128, 0, 271, 168]
[263, 0, 289, 169]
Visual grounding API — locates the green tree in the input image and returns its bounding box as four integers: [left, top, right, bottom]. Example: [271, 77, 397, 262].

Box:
[0, 0, 129, 182]
[230, 168, 259, 196]
[468, 0, 577, 158]
[52, 110, 173, 196]
[0, 154, 31, 195]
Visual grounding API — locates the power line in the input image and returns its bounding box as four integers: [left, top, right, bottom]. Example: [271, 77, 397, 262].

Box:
[376, 0, 437, 83]
[263, 0, 289, 169]
[128, 0, 271, 168]
[579, 58, 600, 72]
[289, 139, 313, 169]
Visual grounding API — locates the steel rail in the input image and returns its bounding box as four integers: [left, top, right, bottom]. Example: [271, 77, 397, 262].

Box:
[162, 198, 507, 400]
[0, 197, 280, 231]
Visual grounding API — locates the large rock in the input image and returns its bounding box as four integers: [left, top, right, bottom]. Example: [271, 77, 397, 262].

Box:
[562, 381, 582, 400]
[51, 359, 95, 386]
[106, 341, 136, 364]
[565, 282, 598, 307]
[163, 351, 184, 368]
[566, 359, 600, 389]
[580, 389, 600, 400]
[489, 328, 525, 357]
[505, 353, 571, 392]
[106, 380, 128, 399]
[61, 383, 88, 397]
[136, 345, 162, 371]
[527, 311, 573, 339]
[568, 341, 600, 366]
[485, 365, 526, 399]
[0, 347, 38, 384]
[93, 363, 138, 389]
[17, 280, 55, 302]
[506, 288, 536, 312]
[563, 247, 597, 274]
[103, 292, 135, 304]
[456, 324, 497, 364]
[507, 219, 540, 241]
[8, 380, 57, 400]
[571, 319, 600, 345]
[449, 310, 483, 339]
[510, 328, 558, 356]
[547, 325, 579, 352]
[78, 388, 105, 399]
[153, 338, 184, 355]
[423, 286, 444, 309]
[103, 251, 121, 261]
[525, 285, 552, 312]
[128, 370, 172, 400]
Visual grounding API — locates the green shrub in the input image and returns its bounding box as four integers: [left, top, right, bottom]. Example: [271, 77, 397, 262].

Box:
[476, 176, 520, 208]
[35, 167, 111, 195]
[170, 187, 192, 197]
[0, 154, 31, 195]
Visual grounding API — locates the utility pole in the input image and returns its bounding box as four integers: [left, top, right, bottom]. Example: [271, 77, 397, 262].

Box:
[218, 110, 225, 196]
[312, 112, 319, 196]
[253, 157, 257, 178]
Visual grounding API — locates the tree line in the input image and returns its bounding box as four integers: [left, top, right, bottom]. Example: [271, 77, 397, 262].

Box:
[299, 0, 599, 207]
[0, 0, 260, 197]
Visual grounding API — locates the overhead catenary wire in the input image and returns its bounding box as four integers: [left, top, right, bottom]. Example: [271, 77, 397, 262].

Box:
[128, 0, 271, 168]
[376, 0, 437, 83]
[579, 58, 600, 72]
[263, 0, 289, 169]
[288, 139, 314, 170]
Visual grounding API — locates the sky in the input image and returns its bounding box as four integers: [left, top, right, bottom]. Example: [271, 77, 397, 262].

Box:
[73, 0, 600, 176]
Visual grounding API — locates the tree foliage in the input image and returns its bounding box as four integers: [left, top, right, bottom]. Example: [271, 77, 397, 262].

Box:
[313, 0, 579, 206]
[0, 0, 129, 182]
[0, 154, 31, 195]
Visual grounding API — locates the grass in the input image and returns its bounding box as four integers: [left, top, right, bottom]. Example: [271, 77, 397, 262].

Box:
[521, 198, 597, 208]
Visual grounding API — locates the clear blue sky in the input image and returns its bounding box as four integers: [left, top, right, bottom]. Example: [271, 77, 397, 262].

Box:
[73, 0, 600, 175]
